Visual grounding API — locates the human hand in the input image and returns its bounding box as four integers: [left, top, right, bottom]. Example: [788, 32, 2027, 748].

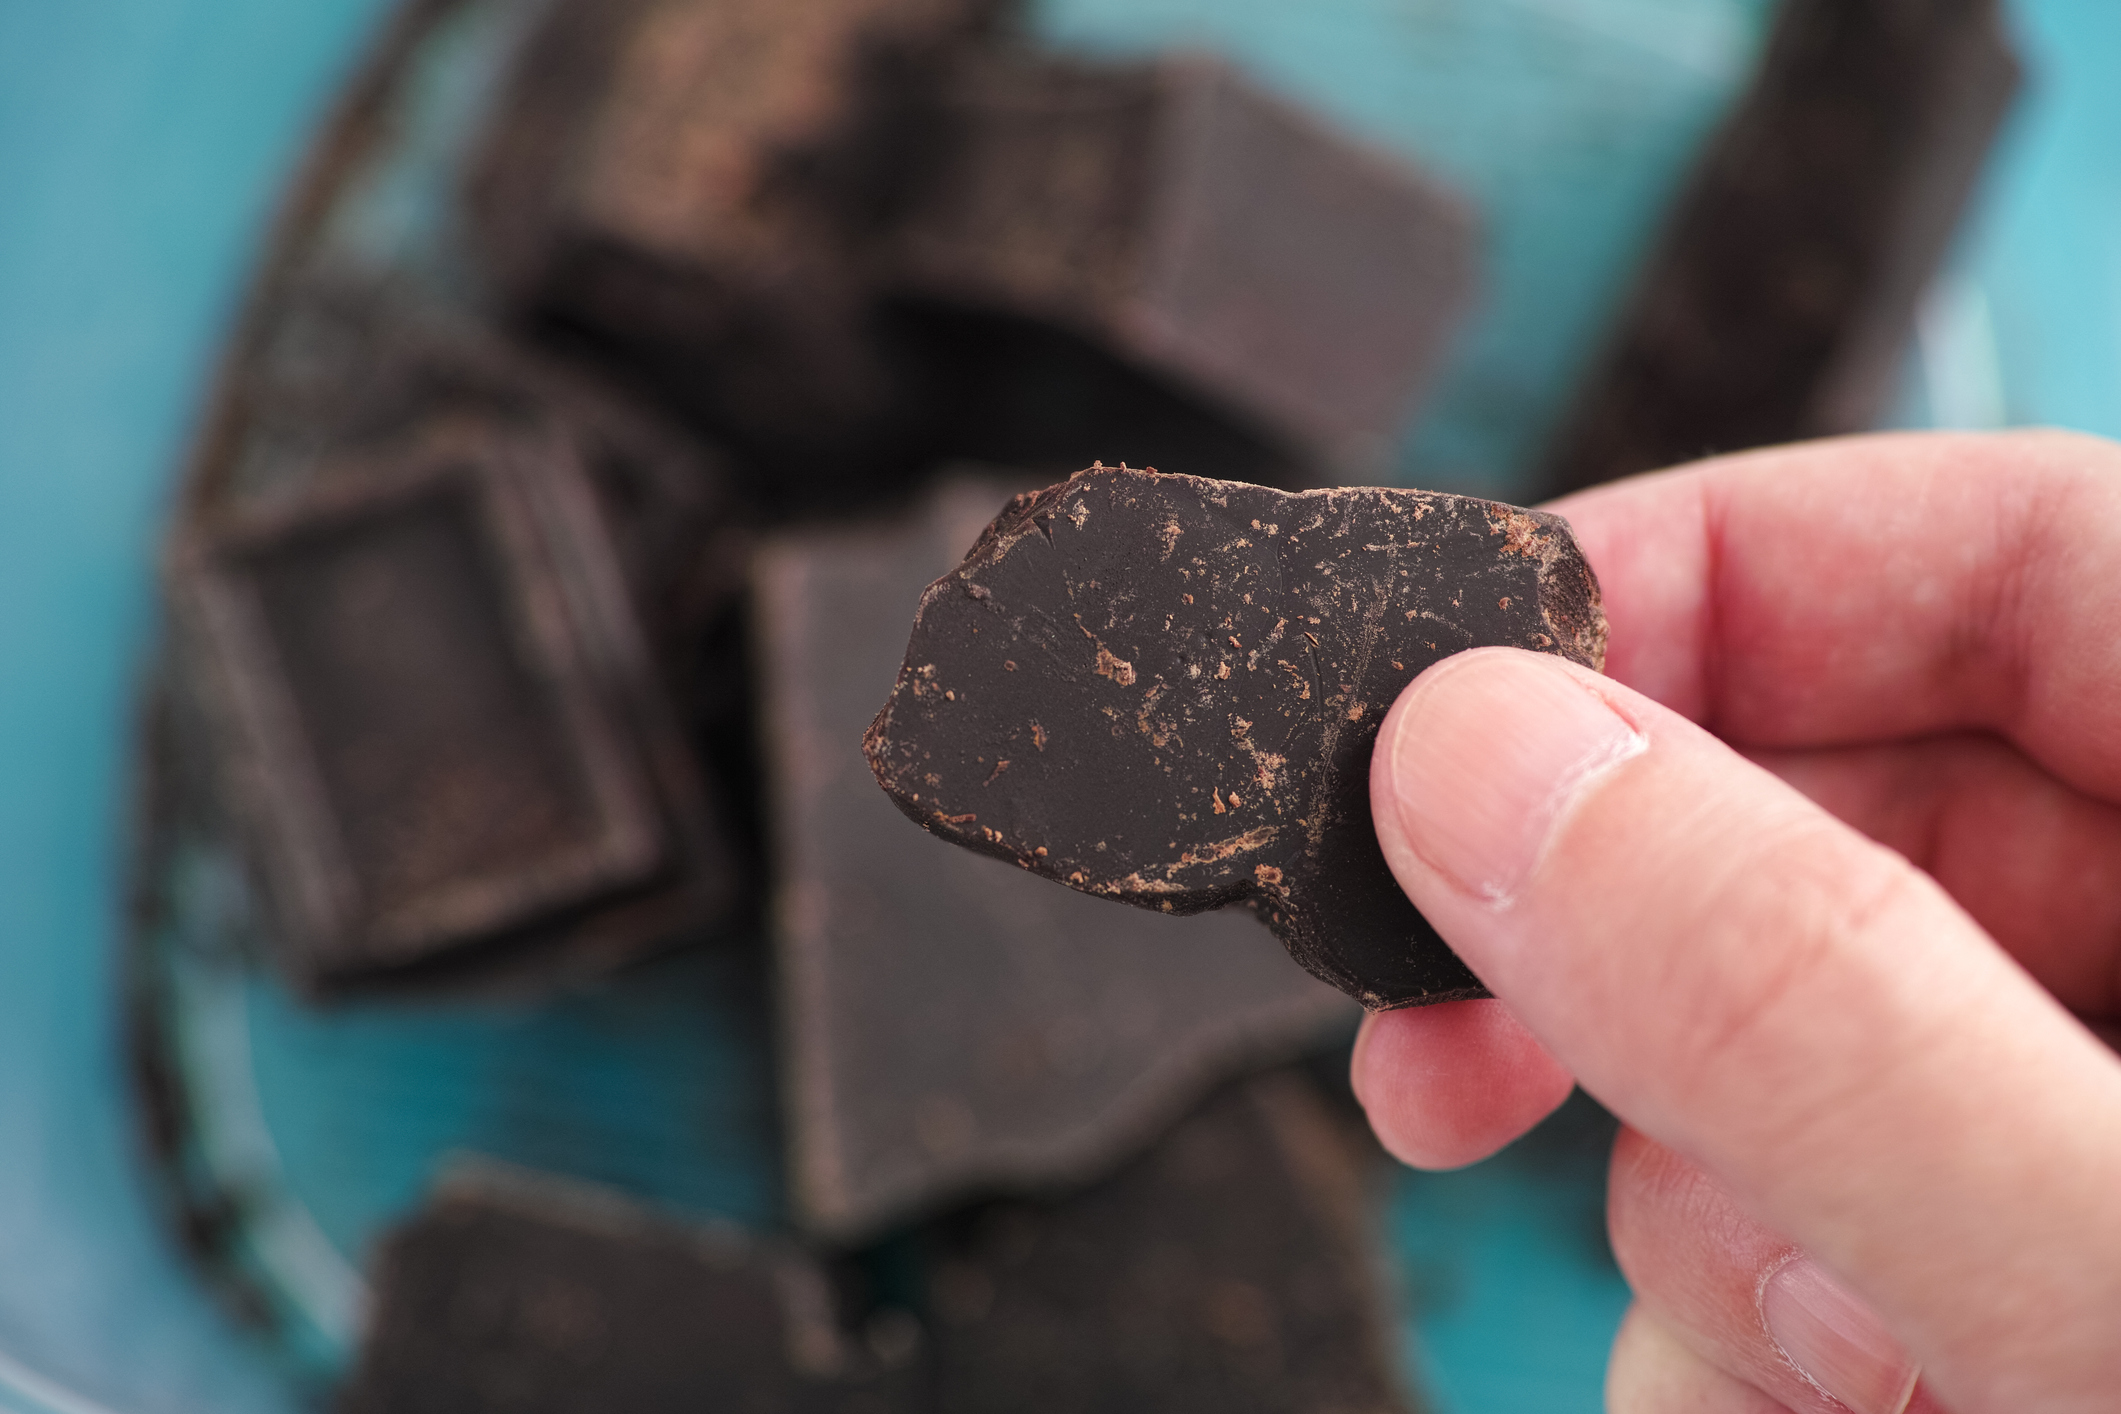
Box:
[1351, 431, 2121, 1413]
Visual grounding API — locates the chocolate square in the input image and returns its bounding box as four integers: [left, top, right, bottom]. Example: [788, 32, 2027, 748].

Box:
[890, 55, 1477, 471]
[340, 1164, 924, 1414]
[174, 417, 728, 986]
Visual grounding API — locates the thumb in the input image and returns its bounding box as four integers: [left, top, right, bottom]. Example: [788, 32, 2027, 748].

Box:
[1371, 647, 2121, 1412]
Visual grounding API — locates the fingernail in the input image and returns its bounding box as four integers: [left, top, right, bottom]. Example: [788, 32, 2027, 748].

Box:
[1762, 1255, 1921, 1414]
[1377, 650, 1643, 907]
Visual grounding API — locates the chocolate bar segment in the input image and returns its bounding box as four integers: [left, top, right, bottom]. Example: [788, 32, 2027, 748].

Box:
[173, 418, 731, 988]
[474, 0, 987, 289]
[1544, 0, 2021, 493]
[467, 0, 996, 508]
[926, 1074, 1414, 1413]
[759, 476, 1355, 1241]
[892, 56, 1477, 473]
[864, 466, 1605, 1009]
[339, 1165, 924, 1414]
[471, 7, 1475, 502]
[216, 279, 739, 654]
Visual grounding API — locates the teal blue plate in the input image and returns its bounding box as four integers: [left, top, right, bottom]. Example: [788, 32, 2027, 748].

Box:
[8, 2, 2121, 1411]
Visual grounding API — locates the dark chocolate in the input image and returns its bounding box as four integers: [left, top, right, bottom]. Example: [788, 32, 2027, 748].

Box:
[758, 476, 1356, 1241]
[338, 1164, 925, 1414]
[472, 10, 1475, 507]
[170, 412, 733, 991]
[864, 466, 1605, 1009]
[466, 0, 998, 512]
[924, 1073, 1414, 1413]
[1543, 0, 2021, 494]
[203, 277, 744, 736]
[891, 54, 1477, 475]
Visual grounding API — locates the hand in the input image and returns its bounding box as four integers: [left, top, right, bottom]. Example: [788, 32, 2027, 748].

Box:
[1351, 431, 2121, 1413]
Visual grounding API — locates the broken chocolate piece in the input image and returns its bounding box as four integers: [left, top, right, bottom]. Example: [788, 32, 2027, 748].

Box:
[170, 415, 732, 990]
[863, 466, 1605, 1009]
[891, 55, 1477, 474]
[924, 1072, 1414, 1413]
[472, 0, 990, 293]
[338, 1163, 924, 1414]
[470, 9, 1472, 504]
[214, 277, 741, 684]
[1543, 0, 2021, 494]
[758, 476, 1357, 1241]
[467, 0, 997, 509]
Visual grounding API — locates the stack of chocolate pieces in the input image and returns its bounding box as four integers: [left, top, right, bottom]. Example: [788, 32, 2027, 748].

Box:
[466, 0, 1477, 509]
[146, 0, 2022, 1405]
[157, 0, 1473, 1404]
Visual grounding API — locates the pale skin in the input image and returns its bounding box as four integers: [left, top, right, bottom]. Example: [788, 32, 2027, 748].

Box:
[1352, 431, 2121, 1414]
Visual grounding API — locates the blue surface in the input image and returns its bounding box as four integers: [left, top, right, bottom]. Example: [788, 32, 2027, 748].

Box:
[0, 6, 393, 1410]
[1388, 1096, 1629, 1413]
[1921, 0, 2121, 437]
[6, 1, 2121, 1412]
[243, 958, 782, 1265]
[138, 857, 783, 1382]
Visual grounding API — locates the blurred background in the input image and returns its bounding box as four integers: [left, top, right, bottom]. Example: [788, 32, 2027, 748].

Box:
[2, 1, 2118, 1411]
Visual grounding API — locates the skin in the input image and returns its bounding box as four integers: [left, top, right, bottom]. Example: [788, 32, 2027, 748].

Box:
[1352, 431, 2121, 1413]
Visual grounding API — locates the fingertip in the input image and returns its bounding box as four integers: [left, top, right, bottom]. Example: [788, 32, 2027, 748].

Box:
[1350, 1000, 1575, 1169]
[1370, 647, 1645, 916]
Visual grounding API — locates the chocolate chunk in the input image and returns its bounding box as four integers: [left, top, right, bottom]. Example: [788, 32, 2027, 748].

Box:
[471, 0, 990, 293]
[924, 1073, 1414, 1412]
[170, 411, 733, 991]
[890, 55, 1477, 475]
[216, 279, 741, 669]
[864, 466, 1605, 1009]
[1543, 0, 2021, 494]
[758, 476, 1357, 1241]
[338, 1163, 925, 1414]
[466, 0, 998, 511]
[470, 7, 1472, 504]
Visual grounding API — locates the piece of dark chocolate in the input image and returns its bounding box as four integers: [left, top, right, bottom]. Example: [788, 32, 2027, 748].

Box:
[472, 0, 992, 291]
[923, 1072, 1414, 1413]
[338, 1163, 925, 1414]
[1542, 0, 2021, 494]
[216, 278, 741, 672]
[864, 466, 1605, 1009]
[171, 414, 733, 991]
[758, 476, 1357, 1241]
[889, 55, 1477, 476]
[466, 0, 997, 510]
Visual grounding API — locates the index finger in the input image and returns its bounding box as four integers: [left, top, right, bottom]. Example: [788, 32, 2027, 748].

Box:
[1549, 430, 2121, 799]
